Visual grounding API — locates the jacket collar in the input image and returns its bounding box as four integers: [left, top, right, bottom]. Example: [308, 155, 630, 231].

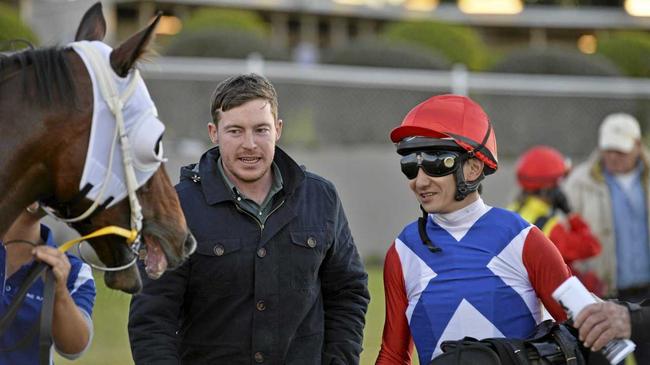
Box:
[191, 146, 305, 205]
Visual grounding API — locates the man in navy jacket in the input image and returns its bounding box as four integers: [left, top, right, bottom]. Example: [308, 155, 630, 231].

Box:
[128, 74, 369, 365]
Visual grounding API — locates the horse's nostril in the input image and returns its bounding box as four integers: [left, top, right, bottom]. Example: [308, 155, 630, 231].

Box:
[184, 233, 197, 256]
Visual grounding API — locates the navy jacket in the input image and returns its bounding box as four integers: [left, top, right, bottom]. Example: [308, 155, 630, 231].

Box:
[627, 299, 650, 345]
[128, 146, 369, 365]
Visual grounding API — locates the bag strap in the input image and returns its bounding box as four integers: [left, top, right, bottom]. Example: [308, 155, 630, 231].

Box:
[436, 338, 502, 365]
[550, 325, 580, 365]
[526, 319, 556, 342]
[482, 338, 529, 365]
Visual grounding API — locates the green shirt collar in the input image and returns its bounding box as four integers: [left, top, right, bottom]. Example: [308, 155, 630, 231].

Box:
[217, 157, 284, 223]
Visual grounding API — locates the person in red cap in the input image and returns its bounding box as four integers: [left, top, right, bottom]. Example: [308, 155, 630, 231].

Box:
[509, 146, 604, 296]
[376, 95, 572, 364]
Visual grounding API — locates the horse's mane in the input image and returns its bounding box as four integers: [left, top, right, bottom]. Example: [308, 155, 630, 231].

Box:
[0, 46, 77, 108]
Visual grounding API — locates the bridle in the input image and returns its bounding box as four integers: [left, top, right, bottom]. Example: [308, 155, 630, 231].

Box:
[0, 42, 161, 364]
[42, 41, 154, 271]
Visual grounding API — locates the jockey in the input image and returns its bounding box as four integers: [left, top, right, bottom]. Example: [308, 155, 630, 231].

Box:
[376, 94, 572, 364]
[510, 146, 604, 296]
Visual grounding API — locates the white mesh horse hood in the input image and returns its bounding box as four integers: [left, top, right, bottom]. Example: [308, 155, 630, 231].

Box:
[69, 40, 165, 207]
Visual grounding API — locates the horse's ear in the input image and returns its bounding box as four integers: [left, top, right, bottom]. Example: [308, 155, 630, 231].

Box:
[75, 2, 106, 42]
[109, 12, 161, 77]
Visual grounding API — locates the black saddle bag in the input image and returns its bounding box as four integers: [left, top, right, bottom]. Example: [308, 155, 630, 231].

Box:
[429, 320, 588, 365]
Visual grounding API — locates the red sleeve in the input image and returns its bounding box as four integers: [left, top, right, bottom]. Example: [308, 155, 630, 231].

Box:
[522, 227, 570, 322]
[547, 214, 602, 264]
[376, 243, 414, 365]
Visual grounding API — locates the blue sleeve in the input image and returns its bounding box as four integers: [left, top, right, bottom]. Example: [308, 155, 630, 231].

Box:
[66, 254, 96, 317]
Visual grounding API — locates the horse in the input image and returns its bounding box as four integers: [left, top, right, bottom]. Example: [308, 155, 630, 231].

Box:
[0, 2, 195, 294]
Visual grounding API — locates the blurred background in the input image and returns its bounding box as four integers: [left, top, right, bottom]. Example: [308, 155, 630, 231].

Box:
[2, 0, 650, 363]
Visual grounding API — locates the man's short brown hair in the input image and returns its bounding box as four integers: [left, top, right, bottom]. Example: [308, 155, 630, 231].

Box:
[210, 73, 278, 124]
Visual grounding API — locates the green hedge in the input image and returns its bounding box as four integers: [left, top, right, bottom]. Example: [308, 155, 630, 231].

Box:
[0, 3, 38, 51]
[163, 8, 283, 59]
[323, 38, 450, 69]
[183, 8, 268, 36]
[164, 29, 288, 60]
[490, 47, 621, 76]
[598, 32, 650, 78]
[383, 20, 488, 71]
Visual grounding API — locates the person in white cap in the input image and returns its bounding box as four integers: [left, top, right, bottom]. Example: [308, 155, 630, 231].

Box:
[565, 112, 650, 364]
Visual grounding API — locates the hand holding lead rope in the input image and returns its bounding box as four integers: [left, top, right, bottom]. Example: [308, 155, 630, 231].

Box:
[32, 246, 71, 294]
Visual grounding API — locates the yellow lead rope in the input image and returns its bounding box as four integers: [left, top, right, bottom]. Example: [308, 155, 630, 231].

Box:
[58, 226, 138, 253]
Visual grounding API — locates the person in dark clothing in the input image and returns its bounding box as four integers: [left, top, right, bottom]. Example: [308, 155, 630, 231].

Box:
[127, 74, 370, 365]
[574, 300, 650, 355]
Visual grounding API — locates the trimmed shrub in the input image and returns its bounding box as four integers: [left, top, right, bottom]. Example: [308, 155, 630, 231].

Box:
[485, 47, 630, 159]
[322, 37, 450, 69]
[0, 3, 38, 51]
[164, 29, 288, 60]
[490, 47, 621, 76]
[183, 8, 268, 36]
[598, 32, 650, 78]
[383, 20, 488, 70]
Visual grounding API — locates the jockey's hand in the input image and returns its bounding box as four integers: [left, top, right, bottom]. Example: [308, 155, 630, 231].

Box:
[574, 301, 631, 351]
[33, 246, 71, 294]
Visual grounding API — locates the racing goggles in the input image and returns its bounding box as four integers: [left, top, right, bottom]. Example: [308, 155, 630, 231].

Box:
[400, 151, 462, 179]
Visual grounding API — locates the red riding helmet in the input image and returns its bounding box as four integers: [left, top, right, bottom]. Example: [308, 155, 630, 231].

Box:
[516, 146, 569, 191]
[390, 94, 498, 175]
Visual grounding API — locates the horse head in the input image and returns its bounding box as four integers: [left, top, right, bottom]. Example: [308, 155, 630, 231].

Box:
[0, 2, 196, 293]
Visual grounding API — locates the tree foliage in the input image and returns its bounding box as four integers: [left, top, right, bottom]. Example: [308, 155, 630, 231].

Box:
[323, 37, 450, 69]
[383, 20, 489, 70]
[490, 47, 621, 76]
[183, 8, 268, 36]
[165, 29, 287, 60]
[598, 31, 650, 78]
[0, 3, 38, 51]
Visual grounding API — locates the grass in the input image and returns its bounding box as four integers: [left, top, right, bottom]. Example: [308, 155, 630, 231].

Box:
[54, 266, 400, 365]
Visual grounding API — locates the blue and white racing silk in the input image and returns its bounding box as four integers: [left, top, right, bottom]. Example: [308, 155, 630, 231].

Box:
[376, 198, 570, 365]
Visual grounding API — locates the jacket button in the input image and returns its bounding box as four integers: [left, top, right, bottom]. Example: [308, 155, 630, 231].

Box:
[213, 244, 225, 256]
[257, 247, 267, 258]
[256, 300, 266, 311]
[254, 351, 264, 363]
[307, 237, 317, 248]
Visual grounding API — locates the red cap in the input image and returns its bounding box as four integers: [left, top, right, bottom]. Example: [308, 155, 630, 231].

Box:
[390, 94, 498, 173]
[516, 145, 569, 191]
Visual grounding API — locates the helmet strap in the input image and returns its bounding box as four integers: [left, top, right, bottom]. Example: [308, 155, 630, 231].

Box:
[454, 156, 485, 201]
[418, 205, 442, 253]
[467, 122, 492, 158]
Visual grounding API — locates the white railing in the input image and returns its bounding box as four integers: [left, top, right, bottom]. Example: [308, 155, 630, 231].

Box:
[141, 56, 650, 99]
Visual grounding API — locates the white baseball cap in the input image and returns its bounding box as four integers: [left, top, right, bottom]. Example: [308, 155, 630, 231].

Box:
[599, 113, 641, 153]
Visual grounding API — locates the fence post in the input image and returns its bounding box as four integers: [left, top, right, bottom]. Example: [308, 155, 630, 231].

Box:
[247, 52, 265, 75]
[451, 63, 469, 96]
